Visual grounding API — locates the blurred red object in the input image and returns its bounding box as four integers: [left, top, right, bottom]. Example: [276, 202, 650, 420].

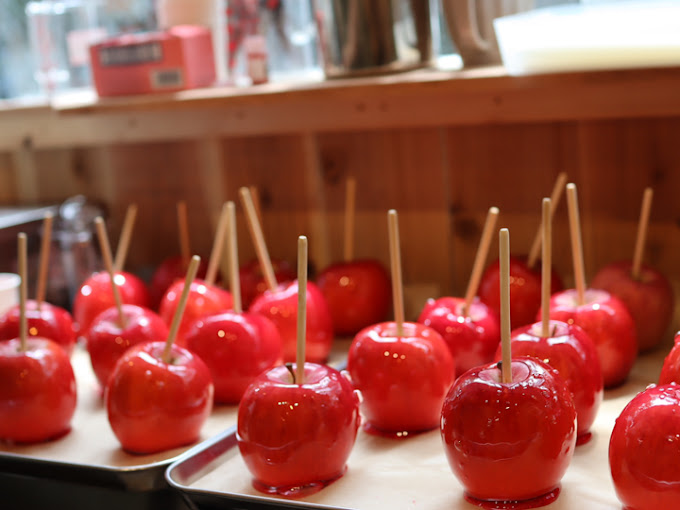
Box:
[89, 25, 215, 97]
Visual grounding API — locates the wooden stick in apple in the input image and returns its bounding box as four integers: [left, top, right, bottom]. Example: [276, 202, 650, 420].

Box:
[249, 185, 264, 228]
[162, 255, 201, 364]
[296, 236, 308, 384]
[35, 212, 53, 309]
[205, 202, 230, 286]
[499, 228, 512, 384]
[227, 201, 242, 314]
[387, 210, 405, 337]
[239, 187, 277, 292]
[464, 206, 499, 316]
[177, 200, 191, 269]
[566, 183, 587, 306]
[631, 187, 653, 280]
[113, 203, 137, 273]
[344, 177, 356, 262]
[528, 172, 567, 268]
[541, 198, 552, 337]
[94, 217, 126, 329]
[18, 233, 27, 352]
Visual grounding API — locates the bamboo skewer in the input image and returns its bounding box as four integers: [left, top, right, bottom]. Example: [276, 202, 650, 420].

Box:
[464, 207, 500, 316]
[631, 187, 653, 280]
[541, 198, 552, 338]
[162, 256, 201, 364]
[205, 203, 230, 286]
[114, 204, 138, 272]
[528, 173, 568, 268]
[566, 183, 587, 306]
[239, 187, 277, 292]
[35, 212, 53, 309]
[344, 177, 356, 262]
[227, 202, 242, 314]
[94, 217, 126, 328]
[499, 228, 512, 384]
[296, 236, 308, 384]
[249, 186, 264, 229]
[388, 210, 405, 337]
[18, 233, 28, 352]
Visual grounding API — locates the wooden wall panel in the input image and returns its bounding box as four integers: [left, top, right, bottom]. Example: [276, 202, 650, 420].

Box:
[0, 153, 18, 203]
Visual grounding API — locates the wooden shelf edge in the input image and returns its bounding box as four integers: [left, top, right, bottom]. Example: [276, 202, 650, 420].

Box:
[2, 65, 680, 150]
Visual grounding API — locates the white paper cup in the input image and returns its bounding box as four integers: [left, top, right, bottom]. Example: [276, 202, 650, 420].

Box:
[0, 273, 20, 316]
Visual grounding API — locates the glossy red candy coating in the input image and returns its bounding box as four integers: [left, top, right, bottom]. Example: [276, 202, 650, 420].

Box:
[0, 300, 76, 355]
[105, 341, 213, 454]
[0, 338, 77, 443]
[237, 363, 360, 497]
[348, 321, 455, 435]
[249, 281, 333, 363]
[496, 320, 603, 440]
[542, 288, 637, 389]
[185, 311, 283, 404]
[609, 384, 680, 510]
[441, 358, 576, 504]
[418, 296, 500, 377]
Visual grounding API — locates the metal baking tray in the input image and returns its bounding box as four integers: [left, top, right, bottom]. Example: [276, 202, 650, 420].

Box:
[0, 338, 352, 493]
[166, 349, 666, 510]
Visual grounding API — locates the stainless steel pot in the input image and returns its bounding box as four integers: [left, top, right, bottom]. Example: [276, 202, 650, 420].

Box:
[314, 0, 434, 78]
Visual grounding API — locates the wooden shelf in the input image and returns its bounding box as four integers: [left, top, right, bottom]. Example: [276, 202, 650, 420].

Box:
[2, 65, 680, 150]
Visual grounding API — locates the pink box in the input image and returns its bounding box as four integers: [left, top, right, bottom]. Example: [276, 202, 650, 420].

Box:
[89, 25, 216, 97]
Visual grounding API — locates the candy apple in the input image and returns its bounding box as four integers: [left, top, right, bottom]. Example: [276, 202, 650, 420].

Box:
[0, 300, 76, 355]
[240, 258, 295, 309]
[85, 304, 169, 389]
[347, 321, 455, 436]
[0, 338, 77, 443]
[658, 332, 680, 384]
[105, 341, 213, 454]
[185, 311, 283, 404]
[417, 296, 500, 377]
[495, 320, 603, 443]
[441, 357, 577, 506]
[237, 362, 360, 497]
[609, 384, 680, 510]
[478, 255, 564, 330]
[159, 279, 233, 347]
[149, 256, 209, 311]
[316, 259, 391, 337]
[249, 281, 333, 363]
[73, 271, 150, 337]
[543, 288, 637, 389]
[591, 261, 674, 353]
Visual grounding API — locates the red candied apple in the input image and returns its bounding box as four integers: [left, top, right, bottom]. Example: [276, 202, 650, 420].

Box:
[316, 259, 391, 337]
[185, 311, 283, 404]
[0, 300, 76, 355]
[478, 256, 564, 330]
[418, 297, 500, 377]
[543, 288, 637, 388]
[240, 258, 295, 309]
[591, 261, 673, 353]
[609, 384, 680, 510]
[347, 321, 455, 436]
[149, 256, 209, 310]
[106, 341, 213, 454]
[86, 304, 169, 389]
[74, 271, 150, 337]
[441, 357, 577, 506]
[658, 332, 680, 384]
[495, 320, 603, 443]
[249, 281, 333, 363]
[0, 338, 77, 443]
[159, 279, 233, 347]
[237, 362, 360, 497]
